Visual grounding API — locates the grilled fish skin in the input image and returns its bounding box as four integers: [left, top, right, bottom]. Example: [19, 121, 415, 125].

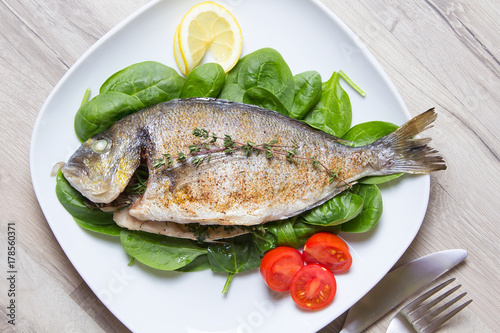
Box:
[62, 98, 446, 226]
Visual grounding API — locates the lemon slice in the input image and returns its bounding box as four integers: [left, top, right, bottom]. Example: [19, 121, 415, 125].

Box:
[173, 24, 186, 75]
[175, 1, 242, 75]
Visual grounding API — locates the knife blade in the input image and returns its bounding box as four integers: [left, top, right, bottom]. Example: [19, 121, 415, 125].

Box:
[339, 249, 467, 333]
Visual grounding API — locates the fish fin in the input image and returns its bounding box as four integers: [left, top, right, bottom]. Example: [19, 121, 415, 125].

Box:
[373, 108, 447, 174]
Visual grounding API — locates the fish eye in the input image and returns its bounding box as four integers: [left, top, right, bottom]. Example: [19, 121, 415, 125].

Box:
[91, 138, 112, 154]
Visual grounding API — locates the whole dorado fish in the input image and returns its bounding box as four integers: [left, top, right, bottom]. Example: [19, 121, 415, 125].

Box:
[62, 98, 446, 230]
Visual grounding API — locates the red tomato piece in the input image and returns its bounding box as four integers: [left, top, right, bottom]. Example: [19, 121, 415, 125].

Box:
[260, 247, 304, 292]
[290, 264, 337, 310]
[302, 232, 352, 274]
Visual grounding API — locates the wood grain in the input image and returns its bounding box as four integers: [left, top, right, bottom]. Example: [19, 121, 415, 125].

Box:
[1, 0, 498, 332]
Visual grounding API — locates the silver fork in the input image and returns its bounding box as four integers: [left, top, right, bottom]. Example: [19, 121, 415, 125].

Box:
[386, 278, 472, 332]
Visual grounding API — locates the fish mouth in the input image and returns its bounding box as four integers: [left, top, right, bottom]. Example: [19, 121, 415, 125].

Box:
[61, 164, 119, 204]
[61, 164, 86, 180]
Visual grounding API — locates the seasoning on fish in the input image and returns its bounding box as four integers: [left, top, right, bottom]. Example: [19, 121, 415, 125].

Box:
[62, 98, 446, 227]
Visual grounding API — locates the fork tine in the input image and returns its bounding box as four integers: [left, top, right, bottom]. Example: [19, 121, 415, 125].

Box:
[402, 278, 455, 314]
[410, 284, 462, 319]
[417, 290, 466, 323]
[421, 298, 473, 333]
[387, 278, 472, 333]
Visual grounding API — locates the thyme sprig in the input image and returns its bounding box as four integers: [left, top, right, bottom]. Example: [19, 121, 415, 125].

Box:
[126, 163, 149, 194]
[152, 128, 347, 184]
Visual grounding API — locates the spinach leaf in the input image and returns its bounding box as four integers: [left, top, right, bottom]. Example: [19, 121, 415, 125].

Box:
[207, 238, 261, 274]
[73, 218, 122, 236]
[250, 230, 277, 256]
[342, 120, 403, 184]
[341, 184, 383, 233]
[175, 254, 211, 272]
[180, 63, 225, 98]
[242, 87, 289, 116]
[265, 218, 299, 248]
[359, 174, 402, 185]
[304, 71, 352, 137]
[208, 237, 261, 293]
[55, 171, 112, 223]
[292, 220, 341, 245]
[120, 229, 208, 271]
[342, 121, 398, 146]
[260, 217, 342, 252]
[290, 71, 322, 119]
[55, 171, 121, 236]
[301, 191, 364, 226]
[75, 61, 184, 141]
[219, 48, 295, 110]
[100, 61, 184, 105]
[74, 91, 144, 141]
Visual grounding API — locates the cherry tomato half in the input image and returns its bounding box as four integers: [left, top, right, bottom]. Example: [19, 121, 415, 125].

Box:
[260, 247, 304, 292]
[290, 264, 337, 310]
[302, 232, 352, 274]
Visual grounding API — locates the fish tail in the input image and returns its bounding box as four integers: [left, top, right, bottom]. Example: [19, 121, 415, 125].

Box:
[373, 108, 447, 174]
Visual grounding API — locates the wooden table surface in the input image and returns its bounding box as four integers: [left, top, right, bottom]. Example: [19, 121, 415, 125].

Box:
[1, 0, 498, 332]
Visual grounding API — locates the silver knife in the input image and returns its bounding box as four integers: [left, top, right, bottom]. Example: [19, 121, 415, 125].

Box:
[339, 249, 468, 333]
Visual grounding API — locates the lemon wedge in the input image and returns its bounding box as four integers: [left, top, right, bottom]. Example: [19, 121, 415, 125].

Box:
[174, 1, 242, 75]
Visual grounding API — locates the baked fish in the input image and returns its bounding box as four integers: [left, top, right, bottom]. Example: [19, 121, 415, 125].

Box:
[62, 98, 446, 227]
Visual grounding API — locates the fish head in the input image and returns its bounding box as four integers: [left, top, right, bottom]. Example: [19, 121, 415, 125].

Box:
[62, 131, 141, 204]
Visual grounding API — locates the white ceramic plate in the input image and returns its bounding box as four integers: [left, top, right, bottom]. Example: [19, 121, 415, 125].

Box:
[30, 0, 430, 332]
